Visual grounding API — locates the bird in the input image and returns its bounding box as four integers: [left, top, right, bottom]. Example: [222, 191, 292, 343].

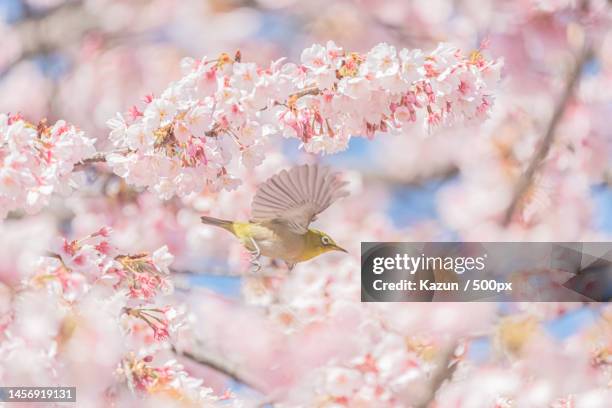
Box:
[201, 164, 349, 271]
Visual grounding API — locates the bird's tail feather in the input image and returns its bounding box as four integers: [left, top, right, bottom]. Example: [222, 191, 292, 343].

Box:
[200, 216, 234, 233]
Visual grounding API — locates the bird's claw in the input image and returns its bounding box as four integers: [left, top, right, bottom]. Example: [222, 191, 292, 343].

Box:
[249, 259, 262, 273]
[248, 237, 262, 273]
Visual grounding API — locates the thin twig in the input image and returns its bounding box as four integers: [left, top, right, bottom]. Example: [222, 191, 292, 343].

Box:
[502, 45, 592, 225]
[363, 165, 459, 187]
[171, 343, 267, 393]
[73, 152, 108, 169]
[288, 87, 320, 100]
[73, 149, 133, 170]
[604, 168, 612, 186]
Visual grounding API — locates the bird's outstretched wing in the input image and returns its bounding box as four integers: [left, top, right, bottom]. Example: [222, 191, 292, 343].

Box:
[251, 164, 349, 234]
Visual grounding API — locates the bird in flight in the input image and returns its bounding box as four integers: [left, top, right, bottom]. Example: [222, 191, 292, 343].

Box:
[201, 164, 349, 271]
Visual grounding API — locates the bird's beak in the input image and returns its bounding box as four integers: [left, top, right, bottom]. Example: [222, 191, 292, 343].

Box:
[332, 244, 348, 253]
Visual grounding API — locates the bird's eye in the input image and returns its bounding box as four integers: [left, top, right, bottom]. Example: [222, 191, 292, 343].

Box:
[321, 236, 331, 245]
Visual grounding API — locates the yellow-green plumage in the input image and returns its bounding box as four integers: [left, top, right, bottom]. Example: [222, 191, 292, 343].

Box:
[201, 164, 348, 269]
[201, 218, 345, 266]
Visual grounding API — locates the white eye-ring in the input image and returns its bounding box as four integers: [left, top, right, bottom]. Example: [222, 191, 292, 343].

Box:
[321, 236, 331, 245]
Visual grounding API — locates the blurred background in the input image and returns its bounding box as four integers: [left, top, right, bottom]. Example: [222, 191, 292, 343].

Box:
[1, 0, 612, 406]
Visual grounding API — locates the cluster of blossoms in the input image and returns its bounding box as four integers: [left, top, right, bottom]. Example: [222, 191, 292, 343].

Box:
[106, 42, 501, 199]
[48, 227, 174, 301]
[0, 228, 237, 406]
[242, 255, 612, 406]
[117, 354, 234, 404]
[282, 331, 452, 407]
[243, 260, 484, 407]
[0, 114, 96, 219]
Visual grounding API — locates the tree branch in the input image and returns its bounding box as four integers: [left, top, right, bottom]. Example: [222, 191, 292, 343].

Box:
[363, 165, 459, 187]
[414, 341, 459, 408]
[171, 342, 267, 393]
[72, 86, 323, 167]
[502, 45, 592, 225]
[73, 152, 109, 169]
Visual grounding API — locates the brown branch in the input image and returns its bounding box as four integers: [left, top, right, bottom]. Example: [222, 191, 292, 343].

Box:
[73, 152, 108, 169]
[171, 343, 267, 393]
[604, 168, 612, 187]
[502, 45, 592, 225]
[363, 165, 459, 187]
[73, 149, 133, 170]
[288, 87, 321, 100]
[414, 342, 459, 408]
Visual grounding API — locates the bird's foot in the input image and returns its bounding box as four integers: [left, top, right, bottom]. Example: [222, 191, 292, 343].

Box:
[247, 250, 262, 273]
[249, 259, 262, 273]
[248, 237, 262, 273]
[248, 236, 261, 258]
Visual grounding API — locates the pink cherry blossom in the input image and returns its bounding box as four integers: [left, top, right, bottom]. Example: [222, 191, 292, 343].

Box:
[105, 42, 501, 199]
[1, 1, 611, 406]
[0, 115, 96, 219]
[0, 229, 236, 406]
